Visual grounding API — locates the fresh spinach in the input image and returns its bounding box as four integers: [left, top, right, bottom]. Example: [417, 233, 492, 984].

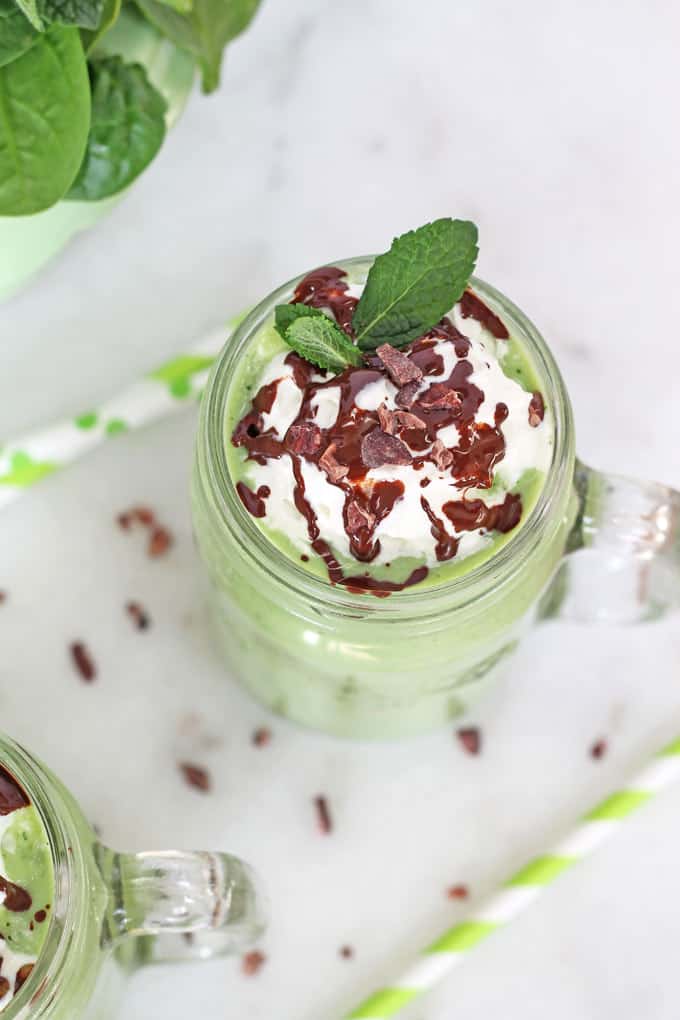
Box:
[0, 26, 90, 215]
[0, 0, 39, 67]
[134, 0, 260, 92]
[68, 56, 167, 200]
[36, 0, 105, 28]
[80, 0, 119, 52]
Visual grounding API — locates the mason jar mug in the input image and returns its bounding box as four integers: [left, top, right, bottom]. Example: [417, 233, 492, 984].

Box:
[192, 263, 680, 739]
[0, 735, 263, 1019]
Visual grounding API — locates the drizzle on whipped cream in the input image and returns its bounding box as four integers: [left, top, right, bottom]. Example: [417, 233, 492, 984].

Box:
[232, 267, 552, 593]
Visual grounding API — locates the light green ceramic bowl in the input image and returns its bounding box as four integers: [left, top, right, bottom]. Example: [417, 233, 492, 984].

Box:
[0, 10, 195, 303]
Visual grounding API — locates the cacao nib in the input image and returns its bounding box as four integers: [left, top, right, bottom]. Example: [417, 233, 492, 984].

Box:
[430, 439, 453, 471]
[70, 642, 96, 683]
[286, 423, 322, 455]
[180, 763, 211, 792]
[590, 739, 607, 760]
[252, 727, 272, 747]
[346, 501, 376, 536]
[447, 884, 469, 900]
[361, 430, 412, 468]
[418, 383, 462, 411]
[457, 727, 481, 755]
[528, 392, 545, 427]
[459, 290, 509, 339]
[242, 950, 266, 975]
[319, 443, 349, 483]
[14, 964, 33, 994]
[125, 601, 150, 630]
[148, 526, 173, 558]
[395, 380, 420, 409]
[376, 344, 423, 386]
[339, 945, 354, 959]
[314, 795, 333, 834]
[377, 405, 426, 436]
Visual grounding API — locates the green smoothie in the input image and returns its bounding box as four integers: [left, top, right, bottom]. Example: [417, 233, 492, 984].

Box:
[0, 763, 54, 1009]
[192, 224, 576, 737]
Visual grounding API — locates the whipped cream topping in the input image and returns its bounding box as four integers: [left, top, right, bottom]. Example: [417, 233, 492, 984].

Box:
[232, 271, 553, 590]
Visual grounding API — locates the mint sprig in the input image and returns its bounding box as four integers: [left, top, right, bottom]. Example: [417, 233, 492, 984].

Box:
[274, 302, 325, 340]
[284, 315, 363, 373]
[353, 218, 478, 350]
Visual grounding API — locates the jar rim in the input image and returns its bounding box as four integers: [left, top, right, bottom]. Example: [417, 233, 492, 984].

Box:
[198, 258, 575, 611]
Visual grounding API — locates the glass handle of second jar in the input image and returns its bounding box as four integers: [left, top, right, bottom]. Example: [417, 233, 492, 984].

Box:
[97, 845, 266, 963]
[540, 459, 680, 624]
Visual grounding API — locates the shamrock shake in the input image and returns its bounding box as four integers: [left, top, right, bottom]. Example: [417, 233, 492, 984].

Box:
[192, 220, 576, 736]
[0, 763, 53, 1009]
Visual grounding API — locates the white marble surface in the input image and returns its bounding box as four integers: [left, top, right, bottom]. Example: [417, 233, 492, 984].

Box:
[2, 1, 680, 1017]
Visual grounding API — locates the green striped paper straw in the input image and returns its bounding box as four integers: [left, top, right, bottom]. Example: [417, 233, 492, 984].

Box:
[346, 737, 680, 1019]
[0, 323, 234, 512]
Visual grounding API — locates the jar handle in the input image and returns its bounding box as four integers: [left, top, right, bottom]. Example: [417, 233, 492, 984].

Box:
[96, 844, 266, 963]
[539, 459, 680, 624]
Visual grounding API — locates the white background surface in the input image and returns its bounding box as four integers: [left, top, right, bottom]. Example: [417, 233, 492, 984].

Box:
[2, 1, 680, 1017]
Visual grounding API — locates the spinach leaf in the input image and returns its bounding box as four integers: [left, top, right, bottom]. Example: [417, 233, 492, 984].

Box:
[13, 0, 42, 30]
[134, 0, 260, 93]
[67, 56, 167, 200]
[0, 27, 90, 215]
[0, 0, 40, 67]
[80, 0, 120, 52]
[37, 0, 105, 28]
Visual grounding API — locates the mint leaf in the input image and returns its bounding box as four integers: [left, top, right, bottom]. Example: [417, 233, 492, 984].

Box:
[353, 218, 478, 350]
[67, 56, 167, 201]
[284, 315, 363, 373]
[274, 302, 325, 340]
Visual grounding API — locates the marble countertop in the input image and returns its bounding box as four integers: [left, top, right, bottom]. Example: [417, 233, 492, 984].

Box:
[2, 1, 680, 1017]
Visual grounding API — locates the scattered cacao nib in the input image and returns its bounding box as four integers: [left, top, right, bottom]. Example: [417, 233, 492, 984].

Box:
[252, 727, 272, 748]
[117, 512, 132, 530]
[134, 506, 155, 526]
[70, 642, 96, 683]
[361, 430, 412, 469]
[528, 392, 545, 427]
[339, 945, 354, 959]
[314, 795, 333, 834]
[180, 763, 211, 792]
[125, 601, 150, 631]
[346, 501, 376, 536]
[459, 290, 509, 339]
[418, 383, 462, 411]
[430, 439, 453, 471]
[590, 739, 607, 760]
[376, 344, 423, 387]
[242, 950, 266, 976]
[447, 884, 469, 900]
[148, 526, 173, 558]
[0, 976, 8, 998]
[286, 423, 322, 456]
[0, 591, 6, 605]
[14, 964, 33, 994]
[457, 727, 481, 755]
[395, 381, 420, 409]
[319, 443, 349, 483]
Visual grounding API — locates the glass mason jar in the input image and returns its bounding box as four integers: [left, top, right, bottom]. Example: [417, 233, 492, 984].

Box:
[192, 260, 680, 739]
[1, 734, 263, 1019]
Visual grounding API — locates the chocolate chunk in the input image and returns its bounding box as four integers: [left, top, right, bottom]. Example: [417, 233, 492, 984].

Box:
[395, 380, 420, 409]
[459, 290, 509, 339]
[418, 383, 462, 411]
[346, 501, 376, 536]
[377, 405, 426, 436]
[361, 430, 412, 468]
[319, 443, 349, 483]
[286, 423, 322, 455]
[528, 392, 545, 427]
[457, 726, 481, 755]
[430, 439, 453, 471]
[179, 763, 211, 792]
[376, 344, 423, 386]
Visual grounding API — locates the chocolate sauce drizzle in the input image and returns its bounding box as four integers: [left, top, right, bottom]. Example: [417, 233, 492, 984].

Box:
[233, 269, 540, 594]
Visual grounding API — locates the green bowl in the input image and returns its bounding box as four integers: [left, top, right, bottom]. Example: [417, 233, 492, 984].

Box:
[0, 11, 195, 303]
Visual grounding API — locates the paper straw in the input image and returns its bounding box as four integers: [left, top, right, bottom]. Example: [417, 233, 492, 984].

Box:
[0, 323, 235, 512]
[346, 737, 680, 1019]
